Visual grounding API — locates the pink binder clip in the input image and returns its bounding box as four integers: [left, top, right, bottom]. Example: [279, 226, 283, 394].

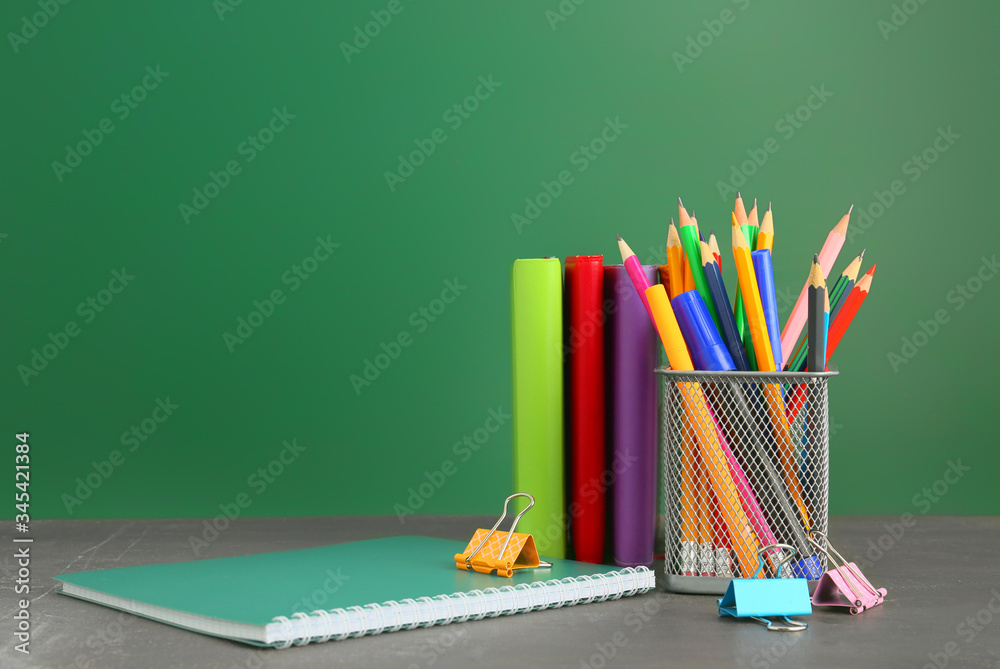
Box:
[808, 531, 887, 614]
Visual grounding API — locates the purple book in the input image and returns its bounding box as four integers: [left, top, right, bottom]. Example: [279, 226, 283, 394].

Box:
[604, 264, 658, 567]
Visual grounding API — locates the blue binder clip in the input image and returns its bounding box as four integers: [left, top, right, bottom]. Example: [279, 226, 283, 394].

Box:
[717, 543, 811, 632]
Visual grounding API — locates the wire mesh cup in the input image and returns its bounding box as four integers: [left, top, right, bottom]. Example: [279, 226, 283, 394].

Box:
[657, 368, 837, 594]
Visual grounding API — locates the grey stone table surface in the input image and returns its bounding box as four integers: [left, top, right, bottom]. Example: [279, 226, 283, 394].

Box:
[1, 516, 998, 669]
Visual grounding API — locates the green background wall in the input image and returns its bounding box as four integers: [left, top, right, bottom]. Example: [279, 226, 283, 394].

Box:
[2, 0, 997, 520]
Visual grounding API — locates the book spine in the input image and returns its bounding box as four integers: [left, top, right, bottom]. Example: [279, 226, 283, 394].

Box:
[270, 566, 655, 648]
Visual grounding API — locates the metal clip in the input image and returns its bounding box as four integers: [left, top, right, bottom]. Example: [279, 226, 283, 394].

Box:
[466, 493, 553, 568]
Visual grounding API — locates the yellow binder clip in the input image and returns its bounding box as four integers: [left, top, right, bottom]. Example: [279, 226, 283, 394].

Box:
[455, 493, 553, 577]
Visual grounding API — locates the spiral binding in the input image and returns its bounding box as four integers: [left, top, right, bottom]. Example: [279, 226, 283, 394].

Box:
[269, 566, 653, 648]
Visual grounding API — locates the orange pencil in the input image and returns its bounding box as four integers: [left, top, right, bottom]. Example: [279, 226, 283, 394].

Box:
[756, 203, 774, 252]
[667, 221, 686, 299]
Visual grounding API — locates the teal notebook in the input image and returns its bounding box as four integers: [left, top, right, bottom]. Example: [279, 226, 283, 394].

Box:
[55, 535, 654, 648]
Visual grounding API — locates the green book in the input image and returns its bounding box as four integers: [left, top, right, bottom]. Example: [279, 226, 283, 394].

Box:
[511, 258, 565, 557]
[55, 535, 654, 648]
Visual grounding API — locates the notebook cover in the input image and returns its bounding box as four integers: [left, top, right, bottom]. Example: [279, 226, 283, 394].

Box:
[564, 255, 605, 564]
[604, 264, 658, 567]
[55, 536, 651, 640]
[511, 259, 565, 557]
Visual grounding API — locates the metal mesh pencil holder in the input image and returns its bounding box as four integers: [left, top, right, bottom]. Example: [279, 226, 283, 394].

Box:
[657, 369, 837, 594]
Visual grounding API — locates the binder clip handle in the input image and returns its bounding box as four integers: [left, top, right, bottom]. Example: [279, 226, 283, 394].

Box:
[751, 543, 798, 579]
[750, 616, 808, 632]
[466, 493, 552, 568]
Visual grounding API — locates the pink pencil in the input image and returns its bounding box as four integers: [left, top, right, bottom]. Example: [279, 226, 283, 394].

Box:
[617, 234, 656, 326]
[779, 207, 852, 368]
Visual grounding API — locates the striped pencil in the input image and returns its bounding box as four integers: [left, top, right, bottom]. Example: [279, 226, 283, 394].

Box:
[779, 207, 852, 367]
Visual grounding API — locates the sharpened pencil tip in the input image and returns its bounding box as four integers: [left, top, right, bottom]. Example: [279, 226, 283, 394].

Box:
[616, 233, 623, 242]
[737, 192, 742, 199]
[848, 204, 854, 214]
[814, 254, 820, 264]
[678, 197, 683, 206]
[768, 201, 772, 211]
[670, 217, 676, 226]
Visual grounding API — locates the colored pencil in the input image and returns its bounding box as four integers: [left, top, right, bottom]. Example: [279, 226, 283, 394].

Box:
[732, 222, 811, 529]
[826, 265, 874, 363]
[701, 241, 750, 371]
[806, 255, 826, 373]
[787, 249, 865, 372]
[667, 221, 685, 300]
[830, 249, 865, 321]
[645, 284, 762, 574]
[616, 234, 656, 326]
[734, 200, 761, 370]
[756, 203, 774, 252]
[731, 221, 773, 368]
[734, 192, 748, 227]
[779, 206, 851, 367]
[678, 199, 721, 330]
[708, 231, 722, 270]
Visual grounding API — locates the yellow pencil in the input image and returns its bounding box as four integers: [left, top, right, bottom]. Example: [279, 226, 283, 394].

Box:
[731, 220, 811, 528]
[645, 285, 762, 574]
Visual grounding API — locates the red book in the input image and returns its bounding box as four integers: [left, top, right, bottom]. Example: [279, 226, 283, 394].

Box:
[564, 255, 605, 564]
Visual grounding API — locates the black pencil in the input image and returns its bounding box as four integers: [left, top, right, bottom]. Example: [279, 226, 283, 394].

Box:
[806, 255, 826, 373]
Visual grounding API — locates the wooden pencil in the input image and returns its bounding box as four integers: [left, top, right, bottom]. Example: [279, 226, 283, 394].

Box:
[826, 265, 874, 363]
[779, 206, 851, 367]
[678, 199, 720, 329]
[708, 231, 722, 270]
[756, 202, 774, 252]
[806, 255, 826, 373]
[667, 221, 686, 300]
[830, 249, 865, 321]
[787, 249, 865, 371]
[734, 192, 748, 227]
